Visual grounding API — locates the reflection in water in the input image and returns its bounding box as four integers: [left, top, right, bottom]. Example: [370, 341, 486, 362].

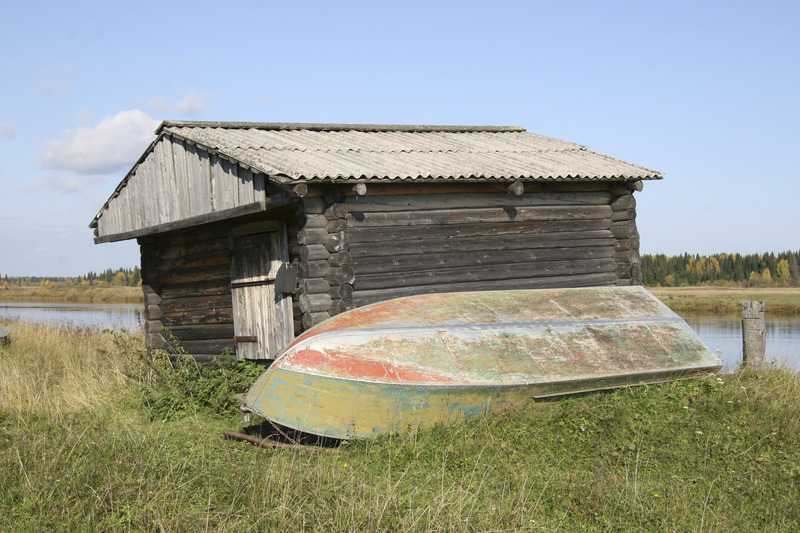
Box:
[681, 312, 800, 372]
[0, 302, 144, 332]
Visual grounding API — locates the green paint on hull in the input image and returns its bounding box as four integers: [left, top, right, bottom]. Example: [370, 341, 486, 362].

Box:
[247, 367, 536, 439]
[243, 287, 723, 439]
[246, 365, 719, 440]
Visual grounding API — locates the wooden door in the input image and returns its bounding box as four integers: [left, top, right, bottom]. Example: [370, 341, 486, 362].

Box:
[230, 223, 294, 360]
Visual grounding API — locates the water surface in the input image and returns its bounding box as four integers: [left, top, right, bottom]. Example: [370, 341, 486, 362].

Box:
[1, 302, 797, 372]
[0, 301, 144, 332]
[682, 312, 799, 372]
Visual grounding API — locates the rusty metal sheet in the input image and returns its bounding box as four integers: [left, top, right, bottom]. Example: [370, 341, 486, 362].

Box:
[244, 286, 721, 439]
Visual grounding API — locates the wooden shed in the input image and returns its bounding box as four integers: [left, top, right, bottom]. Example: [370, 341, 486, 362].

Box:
[90, 122, 661, 362]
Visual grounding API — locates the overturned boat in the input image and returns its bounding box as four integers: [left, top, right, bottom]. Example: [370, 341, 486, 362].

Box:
[242, 286, 721, 439]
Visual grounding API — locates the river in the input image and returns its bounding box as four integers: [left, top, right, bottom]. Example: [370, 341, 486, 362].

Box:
[0, 301, 144, 332]
[1, 301, 797, 371]
[681, 312, 799, 372]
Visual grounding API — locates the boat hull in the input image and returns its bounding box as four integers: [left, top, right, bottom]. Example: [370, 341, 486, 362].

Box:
[244, 287, 722, 439]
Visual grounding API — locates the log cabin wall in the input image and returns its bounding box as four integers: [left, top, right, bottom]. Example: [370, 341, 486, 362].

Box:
[292, 188, 356, 331]
[609, 185, 642, 285]
[137, 182, 644, 358]
[341, 183, 631, 308]
[139, 207, 298, 362]
[139, 225, 235, 361]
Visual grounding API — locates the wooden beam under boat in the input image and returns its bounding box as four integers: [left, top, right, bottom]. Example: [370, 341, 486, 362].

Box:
[243, 286, 722, 439]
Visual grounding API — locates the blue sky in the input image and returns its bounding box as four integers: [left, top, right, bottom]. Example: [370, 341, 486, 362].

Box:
[1, 1, 798, 277]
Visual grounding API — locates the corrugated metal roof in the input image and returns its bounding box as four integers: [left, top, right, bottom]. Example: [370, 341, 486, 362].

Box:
[159, 122, 662, 182]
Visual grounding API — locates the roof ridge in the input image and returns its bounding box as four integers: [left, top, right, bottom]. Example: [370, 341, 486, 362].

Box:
[255, 146, 586, 154]
[158, 121, 526, 134]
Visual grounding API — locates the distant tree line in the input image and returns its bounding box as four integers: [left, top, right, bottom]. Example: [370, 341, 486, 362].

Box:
[3, 253, 799, 290]
[0, 267, 142, 288]
[641, 251, 800, 287]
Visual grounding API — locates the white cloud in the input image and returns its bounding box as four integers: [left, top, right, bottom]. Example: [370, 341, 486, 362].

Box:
[39, 109, 159, 174]
[148, 88, 213, 116]
[0, 121, 16, 137]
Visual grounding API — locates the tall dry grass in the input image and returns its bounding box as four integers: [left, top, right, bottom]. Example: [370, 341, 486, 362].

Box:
[0, 321, 133, 417]
[648, 286, 800, 315]
[1, 321, 799, 531]
[0, 285, 143, 303]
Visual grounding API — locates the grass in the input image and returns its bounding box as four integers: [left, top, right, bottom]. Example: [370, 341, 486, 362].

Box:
[648, 286, 800, 316]
[2, 320, 799, 531]
[0, 285, 143, 304]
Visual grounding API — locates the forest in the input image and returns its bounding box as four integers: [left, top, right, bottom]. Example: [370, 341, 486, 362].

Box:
[2, 252, 799, 290]
[641, 251, 800, 287]
[0, 267, 142, 288]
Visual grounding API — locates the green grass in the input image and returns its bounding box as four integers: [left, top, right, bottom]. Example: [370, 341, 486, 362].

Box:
[2, 321, 799, 531]
[648, 286, 800, 315]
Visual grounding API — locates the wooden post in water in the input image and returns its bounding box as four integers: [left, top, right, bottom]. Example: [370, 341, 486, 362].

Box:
[741, 301, 766, 367]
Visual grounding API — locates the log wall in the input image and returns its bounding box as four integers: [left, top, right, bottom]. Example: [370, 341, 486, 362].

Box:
[139, 226, 236, 361]
[136, 182, 643, 358]
[609, 185, 642, 285]
[343, 183, 629, 307]
[291, 188, 356, 333]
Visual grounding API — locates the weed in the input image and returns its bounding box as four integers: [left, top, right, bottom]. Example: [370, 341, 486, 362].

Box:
[117, 332, 264, 420]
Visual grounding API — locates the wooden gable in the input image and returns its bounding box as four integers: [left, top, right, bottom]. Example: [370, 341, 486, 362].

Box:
[92, 135, 268, 243]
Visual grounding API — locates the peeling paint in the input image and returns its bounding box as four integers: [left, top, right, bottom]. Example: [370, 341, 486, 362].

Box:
[244, 286, 722, 439]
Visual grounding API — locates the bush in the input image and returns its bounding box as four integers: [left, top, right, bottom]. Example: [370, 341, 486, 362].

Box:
[116, 334, 264, 421]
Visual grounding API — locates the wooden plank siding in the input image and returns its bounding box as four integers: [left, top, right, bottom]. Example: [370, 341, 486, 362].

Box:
[229, 225, 294, 360]
[345, 185, 622, 307]
[95, 135, 268, 241]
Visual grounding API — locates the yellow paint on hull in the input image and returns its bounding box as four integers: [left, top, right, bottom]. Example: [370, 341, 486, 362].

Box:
[245, 365, 717, 440]
[243, 287, 723, 439]
[246, 367, 536, 439]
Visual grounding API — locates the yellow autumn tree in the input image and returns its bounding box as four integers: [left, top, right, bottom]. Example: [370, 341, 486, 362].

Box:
[777, 259, 791, 285]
